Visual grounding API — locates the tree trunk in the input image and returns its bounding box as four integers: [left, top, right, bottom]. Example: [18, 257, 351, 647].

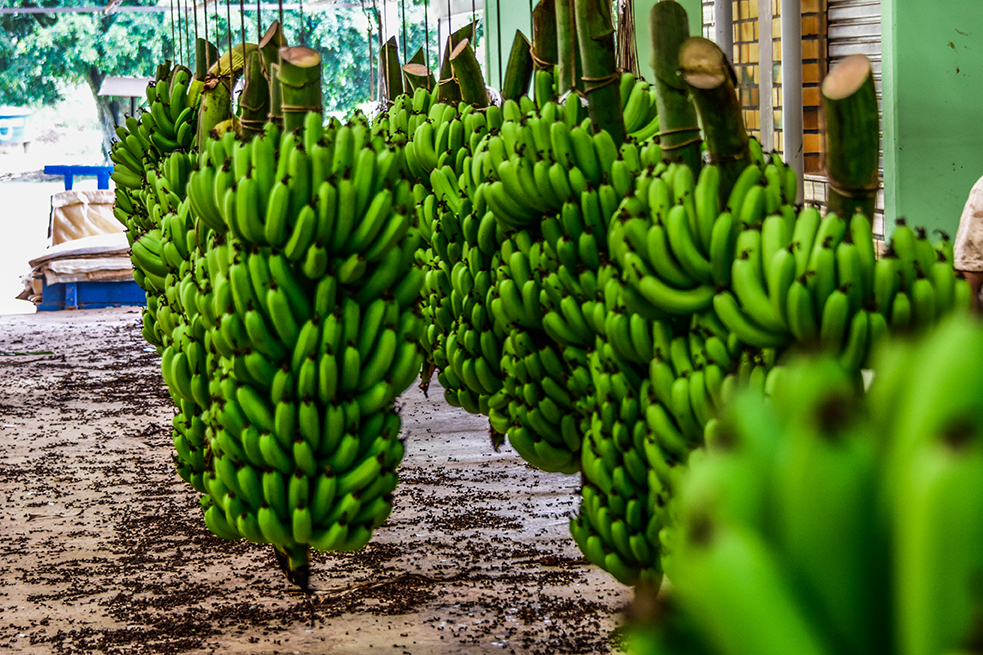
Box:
[85, 66, 118, 163]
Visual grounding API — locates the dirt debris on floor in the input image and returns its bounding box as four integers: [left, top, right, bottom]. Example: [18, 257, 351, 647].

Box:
[0, 307, 633, 654]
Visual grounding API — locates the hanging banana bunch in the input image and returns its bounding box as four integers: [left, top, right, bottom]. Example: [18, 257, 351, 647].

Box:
[630, 316, 983, 655]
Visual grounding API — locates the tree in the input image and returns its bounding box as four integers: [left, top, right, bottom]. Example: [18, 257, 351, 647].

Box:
[1, 0, 169, 158]
[0, 0, 475, 159]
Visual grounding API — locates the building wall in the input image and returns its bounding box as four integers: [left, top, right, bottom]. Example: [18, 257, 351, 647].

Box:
[483, 0, 533, 94]
[881, 0, 983, 239]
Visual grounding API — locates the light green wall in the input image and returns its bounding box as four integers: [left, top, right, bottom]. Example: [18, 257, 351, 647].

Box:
[484, 2, 534, 92]
[881, 0, 983, 239]
[634, 0, 702, 82]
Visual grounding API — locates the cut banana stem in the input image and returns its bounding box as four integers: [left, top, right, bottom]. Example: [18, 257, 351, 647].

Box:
[195, 38, 219, 81]
[278, 46, 323, 134]
[678, 36, 752, 206]
[450, 39, 490, 108]
[821, 54, 879, 220]
[402, 47, 435, 92]
[554, 0, 581, 96]
[531, 0, 559, 71]
[379, 36, 404, 104]
[648, 0, 702, 175]
[572, 0, 625, 145]
[437, 21, 477, 102]
[259, 21, 287, 126]
[501, 30, 535, 100]
[239, 51, 271, 141]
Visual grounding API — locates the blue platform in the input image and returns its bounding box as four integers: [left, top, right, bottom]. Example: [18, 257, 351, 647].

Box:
[38, 278, 146, 312]
[35, 166, 145, 311]
[43, 164, 114, 190]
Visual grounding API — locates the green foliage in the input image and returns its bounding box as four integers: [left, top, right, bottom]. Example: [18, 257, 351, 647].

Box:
[1, 0, 481, 121]
[0, 0, 168, 107]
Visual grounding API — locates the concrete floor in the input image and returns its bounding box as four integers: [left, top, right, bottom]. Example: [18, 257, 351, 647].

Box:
[0, 308, 633, 654]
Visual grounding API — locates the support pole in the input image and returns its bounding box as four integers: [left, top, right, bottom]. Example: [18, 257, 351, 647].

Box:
[759, 0, 774, 151]
[781, 0, 803, 203]
[713, 0, 732, 57]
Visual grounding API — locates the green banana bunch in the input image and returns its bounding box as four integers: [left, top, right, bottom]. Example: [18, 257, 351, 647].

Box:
[486, 229, 583, 473]
[110, 63, 202, 201]
[717, 205, 969, 369]
[175, 108, 425, 589]
[630, 316, 983, 655]
[112, 68, 211, 505]
[112, 62, 204, 350]
[618, 72, 662, 142]
[572, 325, 669, 587]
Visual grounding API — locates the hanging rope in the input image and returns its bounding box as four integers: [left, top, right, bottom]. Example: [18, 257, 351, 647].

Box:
[239, 0, 246, 54]
[181, 0, 188, 65]
[181, 0, 188, 64]
[214, 0, 221, 64]
[184, 0, 192, 65]
[203, 0, 209, 57]
[175, 0, 182, 64]
[444, 0, 451, 78]
[226, 0, 234, 104]
[256, 0, 261, 44]
[168, 0, 176, 61]
[400, 0, 407, 64]
[278, 0, 284, 36]
[423, 0, 429, 73]
[299, 0, 305, 46]
[471, 0, 476, 43]
[495, 0, 501, 89]
[616, 0, 639, 76]
[362, 0, 373, 102]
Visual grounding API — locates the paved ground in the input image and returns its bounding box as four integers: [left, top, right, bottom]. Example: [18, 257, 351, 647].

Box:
[0, 308, 632, 655]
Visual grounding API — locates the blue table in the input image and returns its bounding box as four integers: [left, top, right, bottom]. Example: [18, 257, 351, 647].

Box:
[43, 165, 114, 190]
[35, 163, 146, 311]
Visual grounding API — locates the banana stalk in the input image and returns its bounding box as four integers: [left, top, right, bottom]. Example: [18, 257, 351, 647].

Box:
[259, 20, 287, 74]
[239, 50, 270, 141]
[402, 63, 433, 93]
[380, 36, 404, 103]
[501, 30, 534, 101]
[555, 0, 582, 96]
[197, 76, 233, 154]
[278, 46, 323, 134]
[573, 0, 625, 145]
[437, 21, 477, 103]
[450, 38, 489, 108]
[649, 0, 701, 174]
[678, 36, 751, 204]
[821, 54, 879, 220]
[531, 0, 559, 71]
[195, 38, 219, 81]
[155, 60, 171, 83]
[207, 42, 257, 79]
[260, 21, 287, 126]
[402, 47, 434, 92]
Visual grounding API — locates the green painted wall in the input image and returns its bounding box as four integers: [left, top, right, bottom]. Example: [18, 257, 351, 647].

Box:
[881, 0, 983, 239]
[634, 0, 702, 82]
[484, 2, 534, 93]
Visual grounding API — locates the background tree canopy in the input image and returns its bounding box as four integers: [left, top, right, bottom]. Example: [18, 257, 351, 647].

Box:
[0, 0, 469, 160]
